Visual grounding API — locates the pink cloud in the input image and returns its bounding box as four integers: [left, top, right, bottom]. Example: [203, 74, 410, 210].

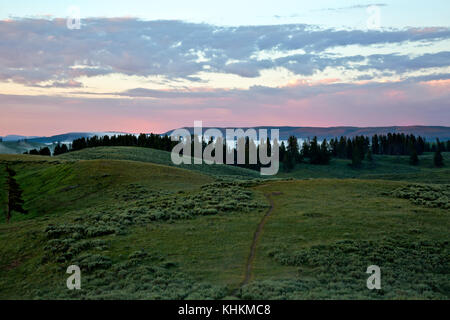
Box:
[1, 77, 449, 136]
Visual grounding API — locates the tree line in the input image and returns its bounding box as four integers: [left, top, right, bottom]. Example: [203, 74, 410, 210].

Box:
[26, 147, 51, 156]
[24, 134, 177, 157]
[23, 132, 447, 171]
[280, 133, 447, 170]
[71, 134, 176, 152]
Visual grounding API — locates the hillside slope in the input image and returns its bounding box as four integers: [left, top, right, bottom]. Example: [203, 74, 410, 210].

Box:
[0, 151, 448, 299]
[58, 146, 262, 178]
[0, 154, 214, 222]
[0, 154, 269, 299]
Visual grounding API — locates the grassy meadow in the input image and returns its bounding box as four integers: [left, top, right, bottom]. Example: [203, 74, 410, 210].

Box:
[0, 148, 448, 299]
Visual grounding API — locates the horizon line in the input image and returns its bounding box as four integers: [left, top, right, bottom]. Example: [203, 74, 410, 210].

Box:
[2, 124, 450, 138]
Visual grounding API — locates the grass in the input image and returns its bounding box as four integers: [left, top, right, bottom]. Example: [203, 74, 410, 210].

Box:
[0, 154, 214, 223]
[277, 152, 450, 183]
[0, 153, 269, 299]
[245, 180, 449, 299]
[0, 147, 448, 299]
[58, 146, 262, 179]
[0, 163, 7, 220]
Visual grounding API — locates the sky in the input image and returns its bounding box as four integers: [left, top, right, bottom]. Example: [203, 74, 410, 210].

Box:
[0, 0, 449, 135]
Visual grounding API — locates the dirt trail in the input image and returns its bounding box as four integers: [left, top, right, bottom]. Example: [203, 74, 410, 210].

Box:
[240, 192, 277, 287]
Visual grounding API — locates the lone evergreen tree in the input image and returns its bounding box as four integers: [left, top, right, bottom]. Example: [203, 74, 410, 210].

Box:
[5, 166, 27, 223]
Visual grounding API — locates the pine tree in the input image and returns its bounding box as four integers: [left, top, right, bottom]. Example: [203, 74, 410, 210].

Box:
[5, 166, 27, 223]
[309, 137, 320, 164]
[279, 141, 286, 164]
[287, 136, 300, 162]
[319, 139, 331, 165]
[283, 136, 300, 171]
[329, 138, 338, 157]
[351, 145, 362, 167]
[301, 140, 310, 158]
[29, 149, 39, 155]
[39, 147, 51, 156]
[337, 136, 347, 158]
[346, 138, 353, 159]
[61, 144, 68, 154]
[53, 143, 62, 156]
[371, 134, 379, 154]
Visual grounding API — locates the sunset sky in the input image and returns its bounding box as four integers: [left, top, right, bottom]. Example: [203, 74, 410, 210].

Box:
[1, 0, 449, 136]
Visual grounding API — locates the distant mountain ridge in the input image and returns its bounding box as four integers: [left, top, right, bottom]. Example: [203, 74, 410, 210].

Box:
[0, 132, 128, 143]
[0, 135, 41, 142]
[1, 126, 449, 145]
[164, 126, 450, 141]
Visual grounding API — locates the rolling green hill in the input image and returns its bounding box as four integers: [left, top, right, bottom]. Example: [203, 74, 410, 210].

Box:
[0, 154, 214, 222]
[0, 148, 448, 299]
[0, 153, 269, 299]
[57, 146, 450, 183]
[58, 146, 262, 179]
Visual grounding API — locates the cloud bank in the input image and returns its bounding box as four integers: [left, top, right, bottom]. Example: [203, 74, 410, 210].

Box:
[0, 18, 449, 85]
